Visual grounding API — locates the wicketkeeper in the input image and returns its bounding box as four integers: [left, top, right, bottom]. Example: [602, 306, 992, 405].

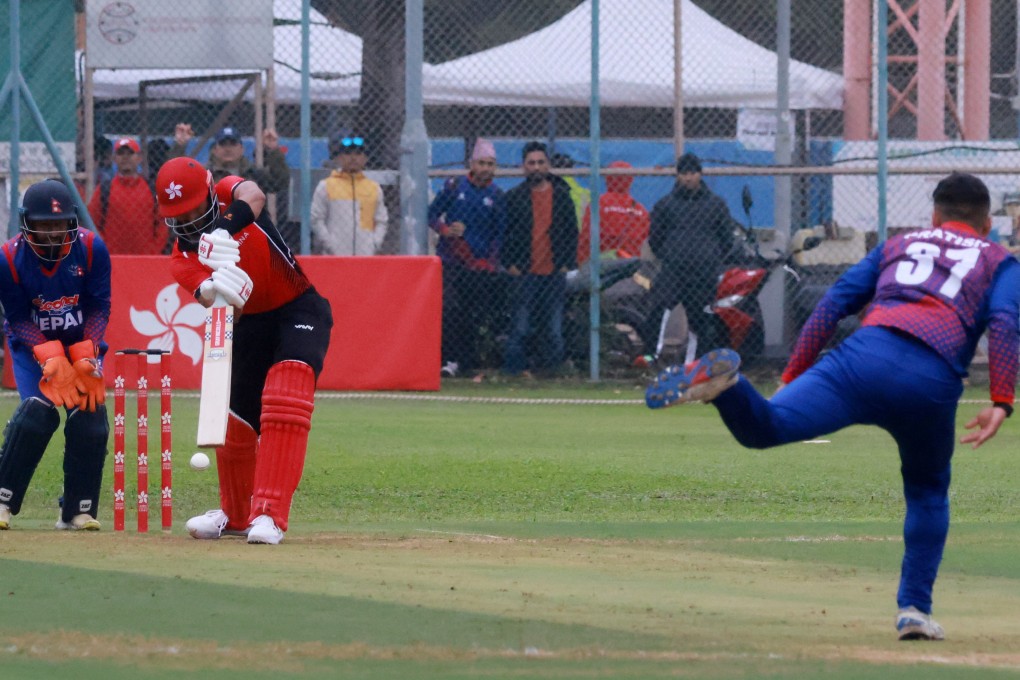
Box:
[156, 157, 333, 545]
[0, 180, 112, 531]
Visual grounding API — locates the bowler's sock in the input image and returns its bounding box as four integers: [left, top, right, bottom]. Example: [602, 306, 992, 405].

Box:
[897, 478, 950, 613]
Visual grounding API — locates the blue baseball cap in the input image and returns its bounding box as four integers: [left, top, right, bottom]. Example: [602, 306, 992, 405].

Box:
[215, 127, 241, 144]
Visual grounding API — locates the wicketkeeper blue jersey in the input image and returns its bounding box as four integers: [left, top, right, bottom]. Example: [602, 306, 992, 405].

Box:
[0, 229, 112, 354]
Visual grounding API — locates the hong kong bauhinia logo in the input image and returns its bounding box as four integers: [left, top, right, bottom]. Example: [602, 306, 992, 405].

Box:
[130, 284, 207, 365]
[165, 181, 183, 200]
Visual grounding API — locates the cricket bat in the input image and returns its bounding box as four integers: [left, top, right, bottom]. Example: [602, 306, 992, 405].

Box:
[196, 294, 234, 447]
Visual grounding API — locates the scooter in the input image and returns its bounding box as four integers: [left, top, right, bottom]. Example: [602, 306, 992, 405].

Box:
[563, 256, 642, 365]
[697, 229, 822, 363]
[607, 186, 822, 366]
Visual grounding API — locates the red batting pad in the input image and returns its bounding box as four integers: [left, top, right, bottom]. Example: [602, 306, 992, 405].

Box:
[249, 361, 315, 532]
[216, 413, 258, 531]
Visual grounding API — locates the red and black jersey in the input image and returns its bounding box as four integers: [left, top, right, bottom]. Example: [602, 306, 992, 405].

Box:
[171, 177, 310, 315]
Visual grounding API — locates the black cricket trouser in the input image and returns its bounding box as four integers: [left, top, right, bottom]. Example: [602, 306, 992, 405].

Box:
[229, 288, 333, 433]
[638, 267, 723, 356]
[441, 266, 505, 371]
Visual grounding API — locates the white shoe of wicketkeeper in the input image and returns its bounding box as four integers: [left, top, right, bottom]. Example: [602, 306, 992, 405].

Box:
[246, 514, 284, 545]
[185, 509, 250, 539]
[0, 503, 11, 530]
[55, 513, 101, 531]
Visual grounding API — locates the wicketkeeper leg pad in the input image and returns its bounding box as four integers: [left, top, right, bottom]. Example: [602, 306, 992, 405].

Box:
[0, 398, 60, 513]
[61, 406, 109, 522]
[216, 413, 258, 531]
[249, 360, 315, 532]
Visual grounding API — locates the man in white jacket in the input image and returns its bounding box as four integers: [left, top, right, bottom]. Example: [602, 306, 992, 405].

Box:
[310, 133, 388, 255]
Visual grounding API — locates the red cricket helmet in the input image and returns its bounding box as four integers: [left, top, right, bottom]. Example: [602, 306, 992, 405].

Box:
[156, 156, 218, 242]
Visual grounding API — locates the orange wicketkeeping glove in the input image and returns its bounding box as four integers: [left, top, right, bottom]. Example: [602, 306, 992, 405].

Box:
[33, 340, 86, 409]
[69, 340, 106, 413]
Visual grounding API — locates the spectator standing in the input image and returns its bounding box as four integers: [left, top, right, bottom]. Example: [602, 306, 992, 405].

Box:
[0, 180, 111, 531]
[93, 134, 116, 186]
[310, 133, 389, 256]
[501, 141, 578, 376]
[87, 137, 165, 254]
[637, 152, 738, 363]
[156, 158, 333, 545]
[577, 160, 650, 263]
[146, 137, 171, 185]
[646, 172, 1020, 642]
[169, 124, 290, 195]
[428, 138, 507, 379]
[550, 152, 590, 227]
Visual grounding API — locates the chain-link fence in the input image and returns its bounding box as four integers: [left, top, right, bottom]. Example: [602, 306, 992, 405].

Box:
[9, 0, 1020, 379]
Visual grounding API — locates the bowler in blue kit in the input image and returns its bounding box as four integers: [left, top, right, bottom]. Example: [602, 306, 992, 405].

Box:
[647, 173, 1020, 641]
[0, 180, 112, 531]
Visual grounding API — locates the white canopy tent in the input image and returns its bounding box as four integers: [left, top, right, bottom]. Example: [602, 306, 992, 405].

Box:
[424, 0, 843, 109]
[89, 0, 842, 111]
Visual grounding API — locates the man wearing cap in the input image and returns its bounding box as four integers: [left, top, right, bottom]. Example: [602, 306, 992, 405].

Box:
[637, 152, 739, 363]
[87, 137, 165, 254]
[169, 123, 290, 195]
[428, 138, 508, 378]
[309, 132, 389, 256]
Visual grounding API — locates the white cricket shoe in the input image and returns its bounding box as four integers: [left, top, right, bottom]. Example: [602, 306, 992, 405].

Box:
[55, 513, 101, 531]
[896, 606, 945, 641]
[185, 509, 250, 539]
[247, 514, 284, 545]
[0, 503, 11, 530]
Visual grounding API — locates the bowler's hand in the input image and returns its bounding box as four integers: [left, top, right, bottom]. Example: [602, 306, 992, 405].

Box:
[960, 406, 1007, 449]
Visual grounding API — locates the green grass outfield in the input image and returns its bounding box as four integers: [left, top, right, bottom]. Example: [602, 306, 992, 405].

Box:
[2, 380, 1020, 679]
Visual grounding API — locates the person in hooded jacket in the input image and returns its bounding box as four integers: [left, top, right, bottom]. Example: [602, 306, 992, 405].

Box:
[577, 160, 650, 263]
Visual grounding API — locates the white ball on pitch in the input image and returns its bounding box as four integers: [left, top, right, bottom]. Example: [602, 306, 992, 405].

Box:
[190, 452, 211, 471]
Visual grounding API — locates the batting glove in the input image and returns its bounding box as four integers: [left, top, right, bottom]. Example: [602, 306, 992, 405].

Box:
[68, 340, 105, 413]
[210, 264, 253, 309]
[198, 228, 241, 271]
[32, 340, 86, 409]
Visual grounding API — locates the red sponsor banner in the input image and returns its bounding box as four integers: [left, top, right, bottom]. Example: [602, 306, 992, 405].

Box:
[4, 255, 441, 391]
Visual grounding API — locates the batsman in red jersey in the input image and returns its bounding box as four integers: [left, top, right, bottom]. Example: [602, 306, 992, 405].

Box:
[156, 157, 333, 545]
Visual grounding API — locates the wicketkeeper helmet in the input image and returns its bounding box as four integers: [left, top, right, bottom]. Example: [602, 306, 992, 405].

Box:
[19, 180, 79, 263]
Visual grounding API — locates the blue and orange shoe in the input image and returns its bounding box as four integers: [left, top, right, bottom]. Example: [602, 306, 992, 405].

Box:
[645, 348, 741, 409]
